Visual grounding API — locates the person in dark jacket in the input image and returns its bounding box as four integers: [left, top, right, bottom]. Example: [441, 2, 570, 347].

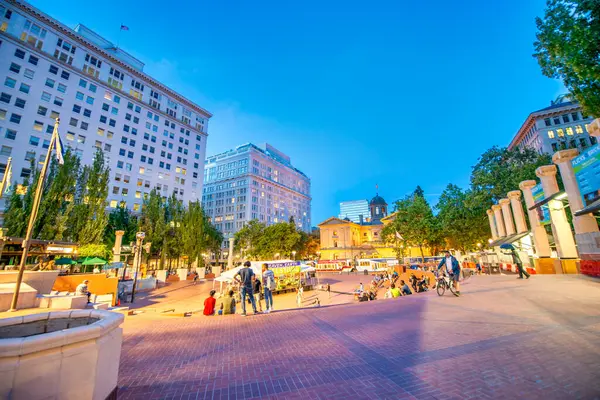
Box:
[437, 251, 461, 296]
[502, 244, 530, 279]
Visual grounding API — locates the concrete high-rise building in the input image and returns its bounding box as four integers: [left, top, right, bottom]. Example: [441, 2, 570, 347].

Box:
[202, 143, 311, 237]
[0, 0, 211, 214]
[339, 200, 369, 223]
[509, 95, 596, 154]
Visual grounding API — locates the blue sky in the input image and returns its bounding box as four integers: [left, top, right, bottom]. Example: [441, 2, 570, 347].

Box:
[30, 0, 562, 224]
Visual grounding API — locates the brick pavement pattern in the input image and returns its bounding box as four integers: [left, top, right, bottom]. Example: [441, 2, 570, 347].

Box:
[118, 275, 600, 399]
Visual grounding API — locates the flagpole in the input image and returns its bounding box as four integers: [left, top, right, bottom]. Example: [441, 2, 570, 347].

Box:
[0, 157, 12, 198]
[9, 118, 59, 311]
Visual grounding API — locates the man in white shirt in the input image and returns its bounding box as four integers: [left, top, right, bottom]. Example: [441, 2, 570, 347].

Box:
[437, 251, 461, 296]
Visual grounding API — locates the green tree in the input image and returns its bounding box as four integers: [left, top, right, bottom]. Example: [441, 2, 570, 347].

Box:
[470, 146, 552, 207]
[67, 150, 109, 245]
[164, 193, 184, 268]
[78, 243, 111, 260]
[534, 0, 600, 116]
[36, 149, 80, 240]
[204, 219, 224, 262]
[437, 184, 488, 252]
[387, 189, 437, 262]
[104, 204, 138, 248]
[138, 189, 167, 267]
[256, 222, 301, 259]
[3, 180, 27, 237]
[234, 219, 266, 260]
[181, 200, 205, 267]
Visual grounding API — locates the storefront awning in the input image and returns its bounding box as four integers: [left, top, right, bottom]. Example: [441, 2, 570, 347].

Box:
[528, 191, 567, 210]
[488, 231, 530, 248]
[573, 198, 600, 217]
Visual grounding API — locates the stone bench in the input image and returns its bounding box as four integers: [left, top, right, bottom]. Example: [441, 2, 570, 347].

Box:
[36, 294, 88, 310]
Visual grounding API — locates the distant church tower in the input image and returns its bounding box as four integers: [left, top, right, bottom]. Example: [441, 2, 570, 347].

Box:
[369, 185, 388, 223]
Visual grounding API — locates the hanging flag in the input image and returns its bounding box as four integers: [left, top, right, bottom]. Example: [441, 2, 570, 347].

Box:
[120, 24, 129, 31]
[4, 163, 12, 193]
[52, 124, 65, 165]
[395, 231, 403, 240]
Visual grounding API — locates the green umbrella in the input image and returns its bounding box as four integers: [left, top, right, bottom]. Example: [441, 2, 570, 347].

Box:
[54, 257, 77, 265]
[80, 257, 107, 266]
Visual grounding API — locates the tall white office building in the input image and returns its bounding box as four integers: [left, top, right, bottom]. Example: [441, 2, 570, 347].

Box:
[339, 200, 369, 223]
[202, 143, 311, 236]
[0, 0, 211, 215]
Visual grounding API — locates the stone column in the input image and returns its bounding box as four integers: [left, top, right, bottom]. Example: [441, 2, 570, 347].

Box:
[553, 148, 600, 264]
[499, 198, 516, 236]
[227, 237, 235, 270]
[536, 165, 578, 259]
[508, 191, 527, 234]
[553, 149, 599, 234]
[486, 209, 498, 240]
[519, 180, 552, 258]
[112, 230, 125, 263]
[492, 205, 506, 237]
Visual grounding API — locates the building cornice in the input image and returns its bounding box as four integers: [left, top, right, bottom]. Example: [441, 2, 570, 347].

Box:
[0, 30, 208, 138]
[7, 0, 212, 119]
[509, 103, 582, 150]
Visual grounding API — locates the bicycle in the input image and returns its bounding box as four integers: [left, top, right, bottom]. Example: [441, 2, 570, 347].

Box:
[435, 271, 458, 297]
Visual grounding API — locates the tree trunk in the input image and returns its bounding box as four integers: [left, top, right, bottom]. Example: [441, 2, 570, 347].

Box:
[419, 245, 425, 263]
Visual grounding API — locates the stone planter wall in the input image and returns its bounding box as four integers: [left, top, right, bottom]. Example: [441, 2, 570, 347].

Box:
[0, 309, 124, 400]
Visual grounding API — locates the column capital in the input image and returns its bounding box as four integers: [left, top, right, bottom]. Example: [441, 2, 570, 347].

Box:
[535, 164, 557, 178]
[486, 209, 494, 216]
[491, 204, 502, 211]
[499, 198, 510, 206]
[552, 148, 579, 165]
[508, 190, 521, 200]
[519, 180, 537, 191]
[589, 118, 600, 138]
[115, 230, 125, 236]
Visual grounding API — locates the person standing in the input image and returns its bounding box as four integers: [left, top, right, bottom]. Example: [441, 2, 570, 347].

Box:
[502, 244, 530, 279]
[234, 261, 258, 316]
[253, 276, 263, 312]
[262, 263, 275, 313]
[326, 282, 331, 298]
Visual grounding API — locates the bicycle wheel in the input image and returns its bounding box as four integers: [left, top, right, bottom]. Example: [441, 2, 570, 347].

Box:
[448, 280, 458, 296]
[436, 280, 446, 296]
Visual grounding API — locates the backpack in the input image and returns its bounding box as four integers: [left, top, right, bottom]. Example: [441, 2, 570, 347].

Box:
[267, 275, 276, 291]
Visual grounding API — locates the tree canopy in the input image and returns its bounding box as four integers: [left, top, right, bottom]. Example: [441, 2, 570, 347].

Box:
[534, 0, 600, 116]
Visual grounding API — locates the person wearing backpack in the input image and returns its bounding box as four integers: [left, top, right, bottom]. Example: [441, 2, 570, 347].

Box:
[262, 263, 275, 313]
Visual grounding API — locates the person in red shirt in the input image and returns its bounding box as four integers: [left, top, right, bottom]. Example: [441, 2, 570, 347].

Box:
[203, 290, 217, 316]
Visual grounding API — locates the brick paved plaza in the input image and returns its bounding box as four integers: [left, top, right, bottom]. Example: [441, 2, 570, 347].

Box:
[118, 275, 600, 399]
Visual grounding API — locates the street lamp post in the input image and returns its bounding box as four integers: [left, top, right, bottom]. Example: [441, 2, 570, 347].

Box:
[130, 232, 146, 303]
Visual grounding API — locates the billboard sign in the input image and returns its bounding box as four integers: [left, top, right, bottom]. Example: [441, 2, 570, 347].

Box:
[532, 183, 551, 224]
[572, 144, 600, 208]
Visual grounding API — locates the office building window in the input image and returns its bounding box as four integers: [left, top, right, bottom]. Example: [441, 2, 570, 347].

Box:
[14, 98, 26, 108]
[4, 77, 16, 88]
[5, 129, 16, 140]
[19, 83, 29, 93]
[9, 63, 21, 74]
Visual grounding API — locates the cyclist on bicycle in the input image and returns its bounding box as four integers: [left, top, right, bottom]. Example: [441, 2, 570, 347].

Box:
[437, 250, 461, 296]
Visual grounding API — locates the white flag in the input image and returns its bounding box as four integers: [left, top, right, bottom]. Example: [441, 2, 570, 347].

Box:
[4, 164, 11, 193]
[52, 125, 65, 165]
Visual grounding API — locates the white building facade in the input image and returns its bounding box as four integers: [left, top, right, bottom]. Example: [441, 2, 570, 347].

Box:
[339, 200, 369, 223]
[0, 0, 211, 214]
[202, 143, 311, 237]
[509, 96, 596, 154]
